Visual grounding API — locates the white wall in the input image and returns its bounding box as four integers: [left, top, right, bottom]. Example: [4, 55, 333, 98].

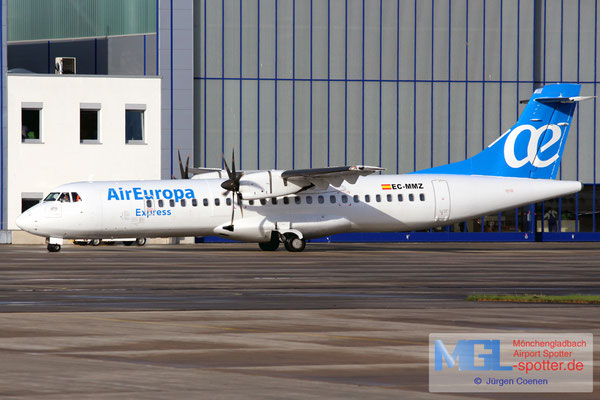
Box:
[7, 74, 161, 230]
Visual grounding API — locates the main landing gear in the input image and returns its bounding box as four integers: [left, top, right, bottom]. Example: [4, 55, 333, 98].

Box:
[258, 231, 306, 252]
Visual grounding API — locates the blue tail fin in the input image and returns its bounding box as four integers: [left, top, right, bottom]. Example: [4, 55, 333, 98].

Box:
[417, 83, 583, 179]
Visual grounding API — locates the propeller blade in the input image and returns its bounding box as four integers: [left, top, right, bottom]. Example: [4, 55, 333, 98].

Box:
[237, 193, 244, 218]
[222, 153, 232, 179]
[178, 148, 186, 179]
[231, 148, 236, 179]
[230, 192, 235, 226]
[184, 154, 190, 179]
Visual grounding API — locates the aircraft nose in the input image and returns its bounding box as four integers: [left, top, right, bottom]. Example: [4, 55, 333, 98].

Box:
[16, 210, 35, 232]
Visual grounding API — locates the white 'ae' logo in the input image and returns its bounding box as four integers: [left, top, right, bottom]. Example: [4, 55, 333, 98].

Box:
[503, 124, 563, 169]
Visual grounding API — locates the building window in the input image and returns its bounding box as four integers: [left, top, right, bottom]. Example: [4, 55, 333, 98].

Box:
[80, 107, 99, 143]
[21, 193, 42, 212]
[22, 107, 41, 142]
[125, 109, 144, 143]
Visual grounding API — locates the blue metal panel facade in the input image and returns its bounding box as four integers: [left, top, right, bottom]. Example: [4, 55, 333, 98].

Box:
[194, 0, 600, 241]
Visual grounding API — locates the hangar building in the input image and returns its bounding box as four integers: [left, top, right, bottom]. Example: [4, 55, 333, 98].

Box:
[1, 0, 599, 242]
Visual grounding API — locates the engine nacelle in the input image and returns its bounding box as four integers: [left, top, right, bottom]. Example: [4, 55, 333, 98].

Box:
[238, 170, 305, 200]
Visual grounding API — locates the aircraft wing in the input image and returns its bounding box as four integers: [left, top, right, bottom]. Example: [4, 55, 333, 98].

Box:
[281, 165, 384, 189]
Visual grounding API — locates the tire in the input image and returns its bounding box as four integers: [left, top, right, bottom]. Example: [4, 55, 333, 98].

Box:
[259, 240, 279, 251]
[283, 233, 306, 252]
[135, 238, 147, 246]
[123, 241, 134, 246]
[47, 244, 61, 252]
[91, 239, 101, 246]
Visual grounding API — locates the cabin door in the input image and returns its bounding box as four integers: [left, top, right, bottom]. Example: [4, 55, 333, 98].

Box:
[432, 180, 451, 222]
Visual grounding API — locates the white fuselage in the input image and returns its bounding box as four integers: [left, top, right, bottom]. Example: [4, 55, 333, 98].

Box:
[16, 174, 582, 243]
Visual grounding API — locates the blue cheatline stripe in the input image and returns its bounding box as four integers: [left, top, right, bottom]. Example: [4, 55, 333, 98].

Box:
[344, 0, 347, 165]
[239, 0, 243, 167]
[430, 0, 434, 168]
[257, 0, 260, 169]
[327, 0, 330, 166]
[361, 0, 365, 165]
[275, 0, 278, 169]
[293, 0, 296, 168]
[170, 0, 173, 179]
[256, 0, 260, 169]
[154, 0, 156, 74]
[143, 35, 146, 75]
[447, 0, 451, 164]
[310, 0, 313, 168]
[396, 0, 399, 174]
[379, 0, 382, 170]
[413, 0, 416, 171]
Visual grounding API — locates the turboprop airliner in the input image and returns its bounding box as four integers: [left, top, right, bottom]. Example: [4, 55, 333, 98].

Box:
[17, 83, 590, 252]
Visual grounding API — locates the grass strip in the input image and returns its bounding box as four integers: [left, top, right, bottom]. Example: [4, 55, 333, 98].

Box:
[466, 294, 600, 304]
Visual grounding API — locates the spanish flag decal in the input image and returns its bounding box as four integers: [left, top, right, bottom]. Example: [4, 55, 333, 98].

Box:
[381, 184, 392, 190]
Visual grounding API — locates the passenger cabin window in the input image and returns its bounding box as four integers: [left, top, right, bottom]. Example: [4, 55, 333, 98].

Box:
[125, 108, 145, 143]
[272, 198, 277, 205]
[283, 197, 289, 205]
[146, 199, 152, 207]
[249, 200, 255, 205]
[203, 198, 209, 206]
[318, 195, 324, 204]
[294, 197, 301, 204]
[419, 193, 425, 201]
[260, 199, 266, 205]
[181, 199, 186, 207]
[44, 192, 60, 202]
[226, 198, 232, 206]
[376, 194, 381, 202]
[353, 195, 359, 203]
[330, 195, 336, 204]
[398, 194, 403, 202]
[158, 199, 164, 207]
[169, 199, 175, 207]
[365, 195, 371, 203]
[215, 198, 220, 206]
[386, 194, 392, 202]
[341, 195, 348, 203]
[409, 194, 414, 202]
[306, 196, 313, 204]
[192, 199, 198, 207]
[22, 106, 42, 142]
[58, 192, 71, 202]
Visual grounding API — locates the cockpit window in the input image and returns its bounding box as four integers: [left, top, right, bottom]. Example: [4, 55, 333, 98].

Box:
[71, 192, 82, 202]
[44, 192, 60, 202]
[58, 192, 71, 202]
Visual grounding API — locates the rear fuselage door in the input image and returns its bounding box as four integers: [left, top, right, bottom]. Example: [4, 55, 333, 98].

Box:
[432, 179, 451, 221]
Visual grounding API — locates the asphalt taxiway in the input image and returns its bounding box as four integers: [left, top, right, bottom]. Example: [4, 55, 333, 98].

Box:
[0, 242, 598, 399]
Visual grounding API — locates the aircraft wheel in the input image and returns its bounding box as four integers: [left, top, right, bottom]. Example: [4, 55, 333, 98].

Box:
[91, 239, 101, 246]
[136, 238, 147, 246]
[283, 234, 306, 252]
[123, 241, 134, 246]
[259, 240, 279, 251]
[47, 244, 61, 252]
